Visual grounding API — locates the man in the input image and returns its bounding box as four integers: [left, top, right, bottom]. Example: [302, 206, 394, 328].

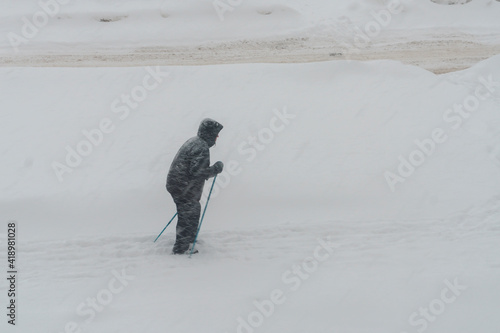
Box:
[166, 118, 224, 254]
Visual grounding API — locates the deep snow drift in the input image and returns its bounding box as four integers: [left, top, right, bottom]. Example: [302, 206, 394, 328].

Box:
[1, 54, 500, 332]
[2, 56, 500, 240]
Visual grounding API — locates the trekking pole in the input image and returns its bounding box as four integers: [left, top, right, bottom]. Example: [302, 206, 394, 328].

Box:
[189, 175, 217, 257]
[154, 212, 178, 243]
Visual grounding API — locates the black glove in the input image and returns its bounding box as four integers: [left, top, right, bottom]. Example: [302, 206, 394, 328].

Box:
[213, 161, 224, 174]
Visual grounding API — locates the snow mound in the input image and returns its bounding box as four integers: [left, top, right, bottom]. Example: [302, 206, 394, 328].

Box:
[1, 55, 500, 241]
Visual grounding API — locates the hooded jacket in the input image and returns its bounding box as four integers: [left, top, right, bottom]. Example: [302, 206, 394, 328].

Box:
[166, 118, 223, 201]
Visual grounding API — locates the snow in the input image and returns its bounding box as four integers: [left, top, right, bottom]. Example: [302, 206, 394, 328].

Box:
[1, 0, 500, 52]
[1, 1, 500, 333]
[1, 55, 500, 332]
[2, 57, 500, 239]
[2, 0, 500, 72]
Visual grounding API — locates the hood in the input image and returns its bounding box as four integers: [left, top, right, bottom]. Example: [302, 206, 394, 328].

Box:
[197, 118, 223, 147]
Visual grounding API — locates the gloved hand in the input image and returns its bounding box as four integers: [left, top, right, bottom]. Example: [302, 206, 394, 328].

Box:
[213, 161, 224, 174]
